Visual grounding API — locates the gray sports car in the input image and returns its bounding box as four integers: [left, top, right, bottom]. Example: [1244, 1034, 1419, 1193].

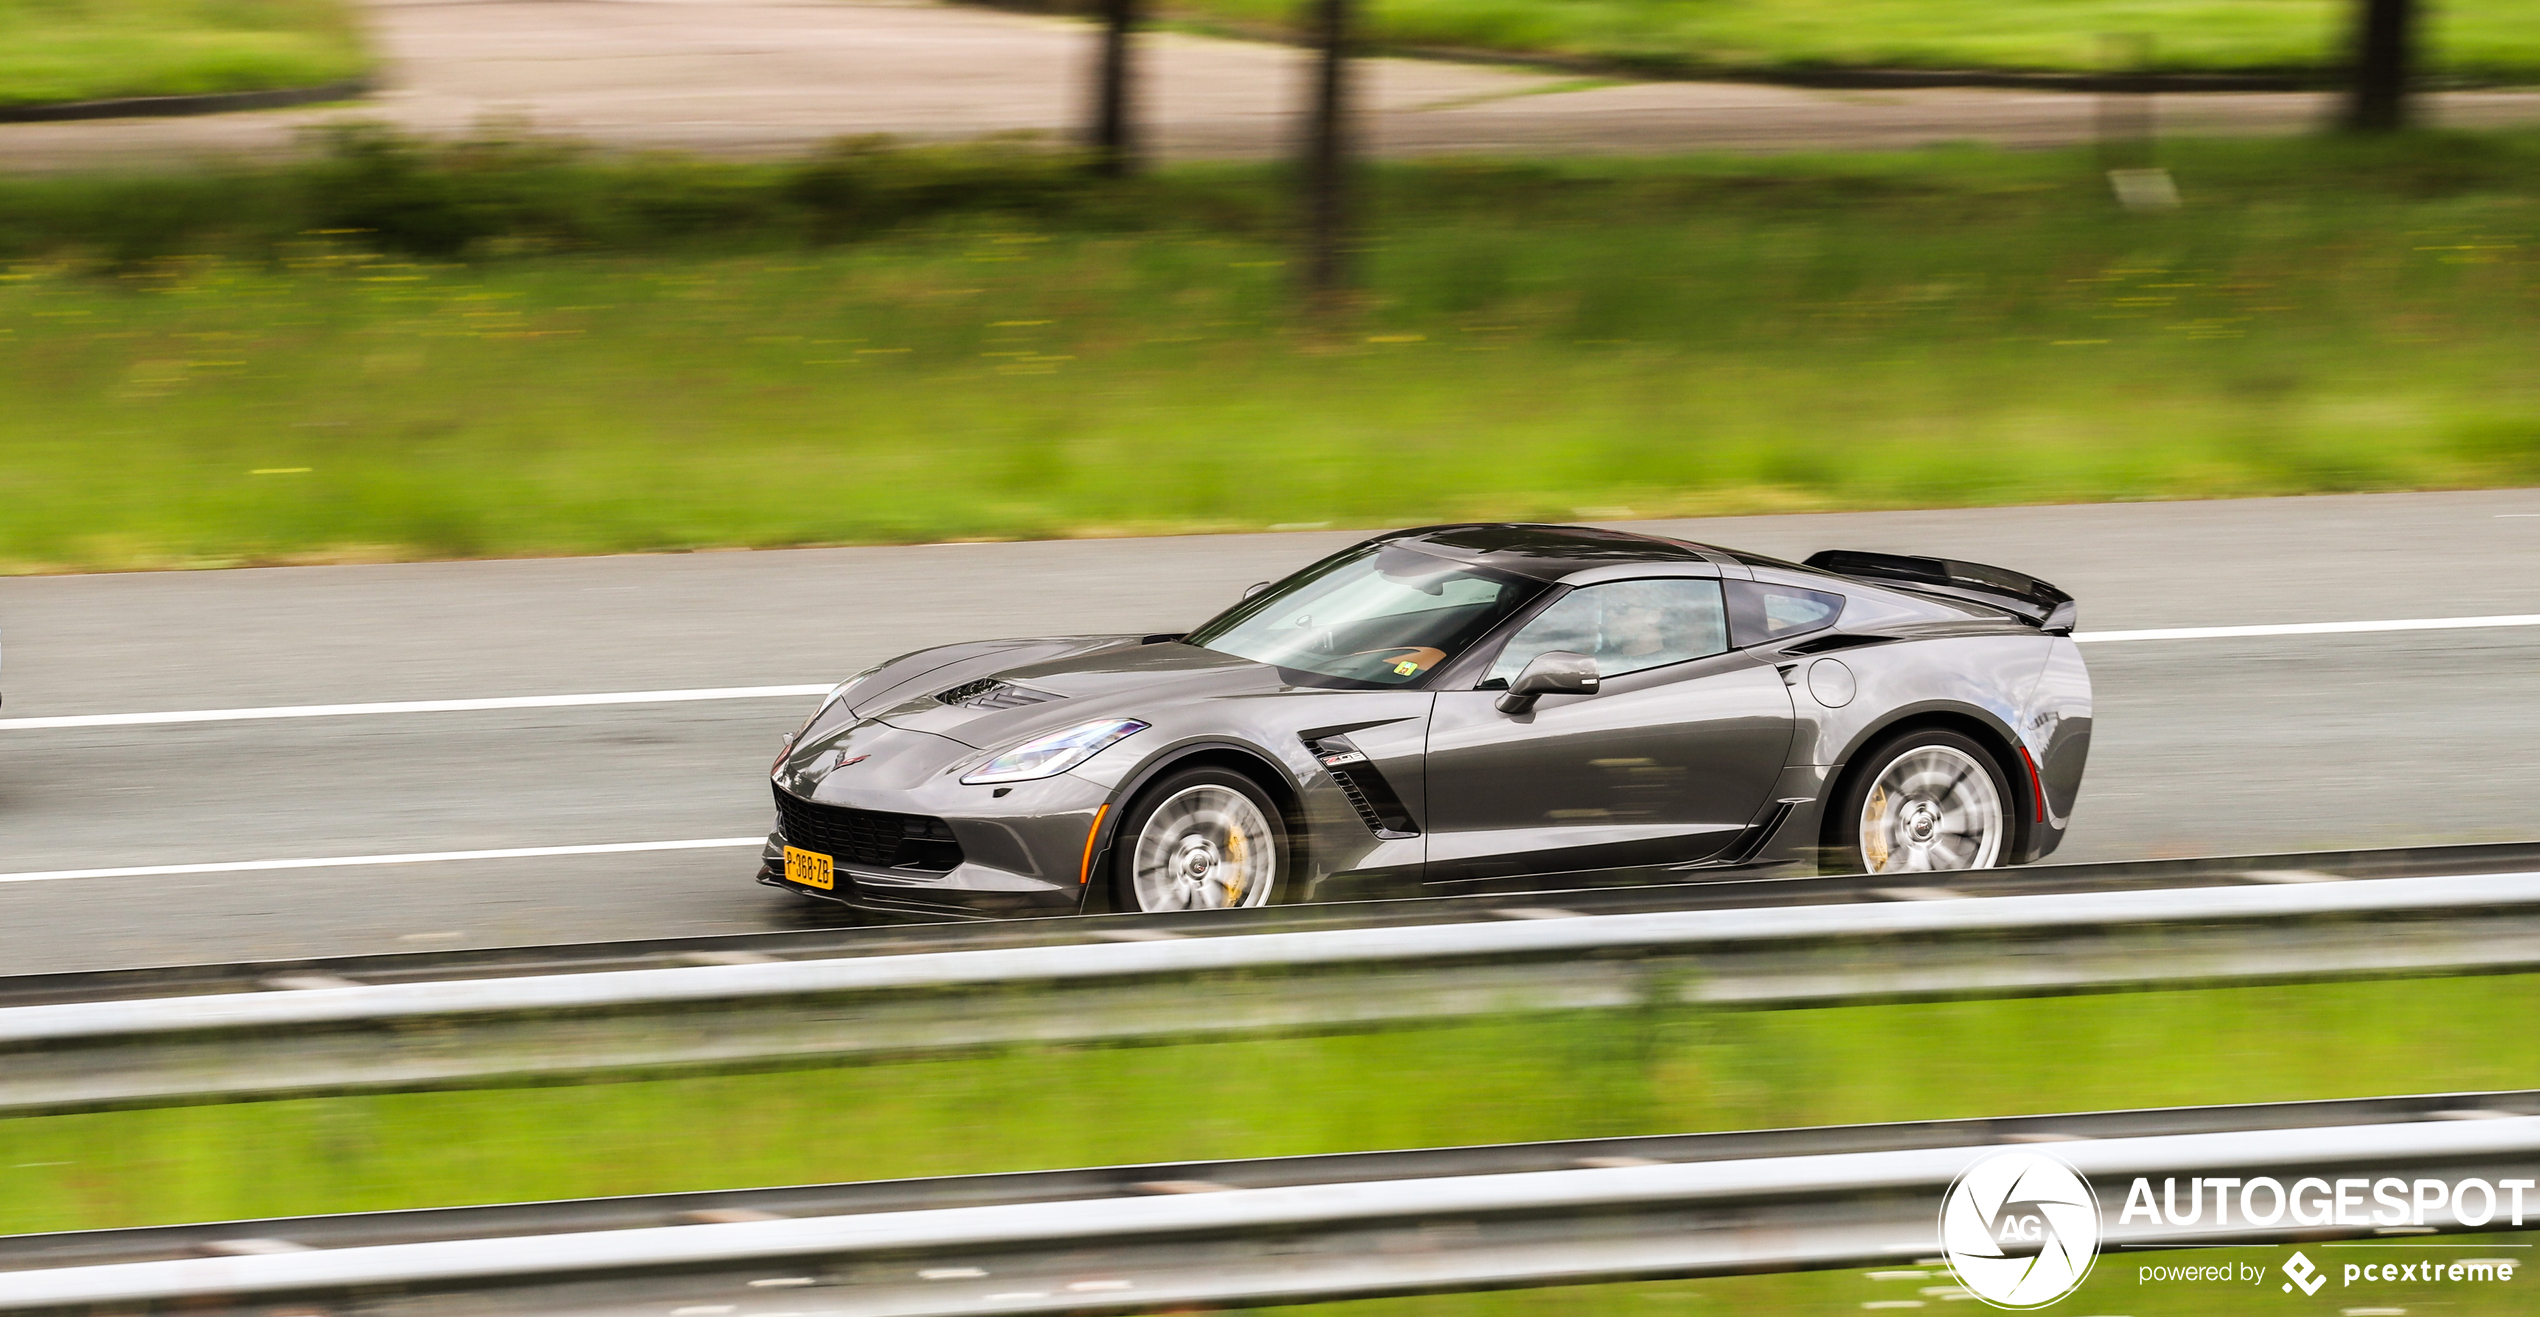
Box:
[757, 524, 2091, 918]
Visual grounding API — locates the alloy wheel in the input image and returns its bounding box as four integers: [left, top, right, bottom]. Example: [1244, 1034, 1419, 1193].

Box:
[1129, 784, 1277, 911]
[1859, 743, 2005, 873]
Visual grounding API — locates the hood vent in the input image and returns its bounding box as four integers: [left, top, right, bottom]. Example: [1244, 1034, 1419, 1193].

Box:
[935, 678, 1060, 711]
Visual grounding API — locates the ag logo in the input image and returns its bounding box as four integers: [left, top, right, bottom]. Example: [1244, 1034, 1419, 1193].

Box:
[1939, 1151, 2102, 1308]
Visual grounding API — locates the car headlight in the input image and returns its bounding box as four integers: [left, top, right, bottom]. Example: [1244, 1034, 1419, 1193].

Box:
[961, 719, 1149, 785]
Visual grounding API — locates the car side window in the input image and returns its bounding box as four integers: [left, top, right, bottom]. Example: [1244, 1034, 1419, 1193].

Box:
[1486, 578, 1729, 685]
[1725, 580, 1845, 648]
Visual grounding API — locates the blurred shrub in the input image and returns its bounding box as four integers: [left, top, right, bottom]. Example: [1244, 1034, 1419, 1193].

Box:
[0, 123, 2536, 267]
[295, 122, 1051, 255]
[785, 134, 1093, 242]
[300, 122, 557, 257]
[0, 168, 301, 265]
[0, 123, 1125, 264]
[2446, 417, 2540, 476]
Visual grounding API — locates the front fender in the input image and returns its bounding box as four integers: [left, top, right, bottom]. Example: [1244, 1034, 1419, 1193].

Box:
[1069, 734, 1310, 915]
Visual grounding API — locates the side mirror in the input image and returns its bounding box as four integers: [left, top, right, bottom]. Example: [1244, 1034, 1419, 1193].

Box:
[1242, 581, 1271, 601]
[1496, 650, 1600, 715]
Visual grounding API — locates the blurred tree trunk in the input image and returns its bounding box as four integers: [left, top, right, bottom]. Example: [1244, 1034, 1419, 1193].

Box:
[2344, 0, 2416, 131]
[1090, 0, 1140, 176]
[1301, 0, 1354, 303]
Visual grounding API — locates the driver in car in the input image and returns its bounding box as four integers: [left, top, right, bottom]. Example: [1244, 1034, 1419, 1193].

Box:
[1596, 584, 1684, 669]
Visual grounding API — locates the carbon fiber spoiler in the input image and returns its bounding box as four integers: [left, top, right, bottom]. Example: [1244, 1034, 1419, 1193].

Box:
[1804, 550, 2077, 635]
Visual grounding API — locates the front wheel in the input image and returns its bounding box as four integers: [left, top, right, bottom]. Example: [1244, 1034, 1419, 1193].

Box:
[1113, 768, 1285, 912]
[1832, 730, 2012, 874]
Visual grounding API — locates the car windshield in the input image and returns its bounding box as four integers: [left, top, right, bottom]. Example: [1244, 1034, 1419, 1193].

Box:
[1187, 544, 1546, 687]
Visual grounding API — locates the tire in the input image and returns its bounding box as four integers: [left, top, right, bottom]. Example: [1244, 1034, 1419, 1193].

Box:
[1828, 729, 2015, 875]
[1112, 766, 1286, 913]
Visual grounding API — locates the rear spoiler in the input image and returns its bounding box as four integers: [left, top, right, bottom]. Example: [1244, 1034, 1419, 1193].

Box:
[1804, 550, 2077, 635]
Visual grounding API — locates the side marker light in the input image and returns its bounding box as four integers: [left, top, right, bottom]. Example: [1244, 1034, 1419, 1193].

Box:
[2018, 746, 2048, 823]
[1078, 803, 1110, 886]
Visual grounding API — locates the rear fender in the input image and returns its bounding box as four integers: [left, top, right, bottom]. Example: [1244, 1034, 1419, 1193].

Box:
[1800, 635, 2060, 865]
[2017, 638, 2094, 848]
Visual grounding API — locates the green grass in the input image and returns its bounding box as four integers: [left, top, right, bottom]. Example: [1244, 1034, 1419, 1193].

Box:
[1156, 0, 2540, 82]
[0, 0, 366, 107]
[3, 131, 2536, 572]
[1307, 1248, 2540, 1317]
[4, 976, 2536, 1315]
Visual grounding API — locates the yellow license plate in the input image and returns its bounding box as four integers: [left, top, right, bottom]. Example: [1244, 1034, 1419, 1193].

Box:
[783, 845, 835, 891]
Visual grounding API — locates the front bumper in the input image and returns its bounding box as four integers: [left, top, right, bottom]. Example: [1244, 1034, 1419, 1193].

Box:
[757, 775, 1108, 920]
[755, 851, 1083, 920]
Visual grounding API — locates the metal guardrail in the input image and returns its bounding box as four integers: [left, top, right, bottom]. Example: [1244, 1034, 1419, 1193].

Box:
[9, 1089, 2531, 1269]
[4, 1091, 2536, 1315]
[8, 839, 2538, 1011]
[3, 865, 2539, 1116]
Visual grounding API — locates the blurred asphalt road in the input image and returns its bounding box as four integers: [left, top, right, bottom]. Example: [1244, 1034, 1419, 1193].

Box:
[1, 0, 2536, 168]
[2, 488, 2537, 975]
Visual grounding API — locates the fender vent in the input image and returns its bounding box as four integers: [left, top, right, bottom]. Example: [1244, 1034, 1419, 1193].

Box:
[935, 679, 1059, 710]
[1305, 736, 1420, 839]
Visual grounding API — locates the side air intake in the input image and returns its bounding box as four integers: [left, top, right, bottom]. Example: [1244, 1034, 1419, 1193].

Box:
[1304, 736, 1420, 839]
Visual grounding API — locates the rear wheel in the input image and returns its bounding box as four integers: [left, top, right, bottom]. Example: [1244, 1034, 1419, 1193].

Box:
[1113, 767, 1285, 912]
[1832, 729, 2012, 874]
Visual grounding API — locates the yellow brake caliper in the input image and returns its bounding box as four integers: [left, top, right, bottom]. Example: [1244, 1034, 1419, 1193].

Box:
[1221, 825, 1248, 902]
[1863, 785, 1891, 871]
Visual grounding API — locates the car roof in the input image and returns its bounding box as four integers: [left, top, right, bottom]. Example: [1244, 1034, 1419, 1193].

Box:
[1383, 523, 1721, 581]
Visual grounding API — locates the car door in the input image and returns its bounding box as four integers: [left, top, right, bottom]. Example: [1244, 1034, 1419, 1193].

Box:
[1421, 576, 1797, 886]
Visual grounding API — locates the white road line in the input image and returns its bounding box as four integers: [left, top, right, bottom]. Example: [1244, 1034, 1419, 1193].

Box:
[2074, 614, 2540, 643]
[0, 685, 831, 732]
[2, 612, 2534, 887]
[2, 613, 2536, 733]
[0, 838, 766, 886]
